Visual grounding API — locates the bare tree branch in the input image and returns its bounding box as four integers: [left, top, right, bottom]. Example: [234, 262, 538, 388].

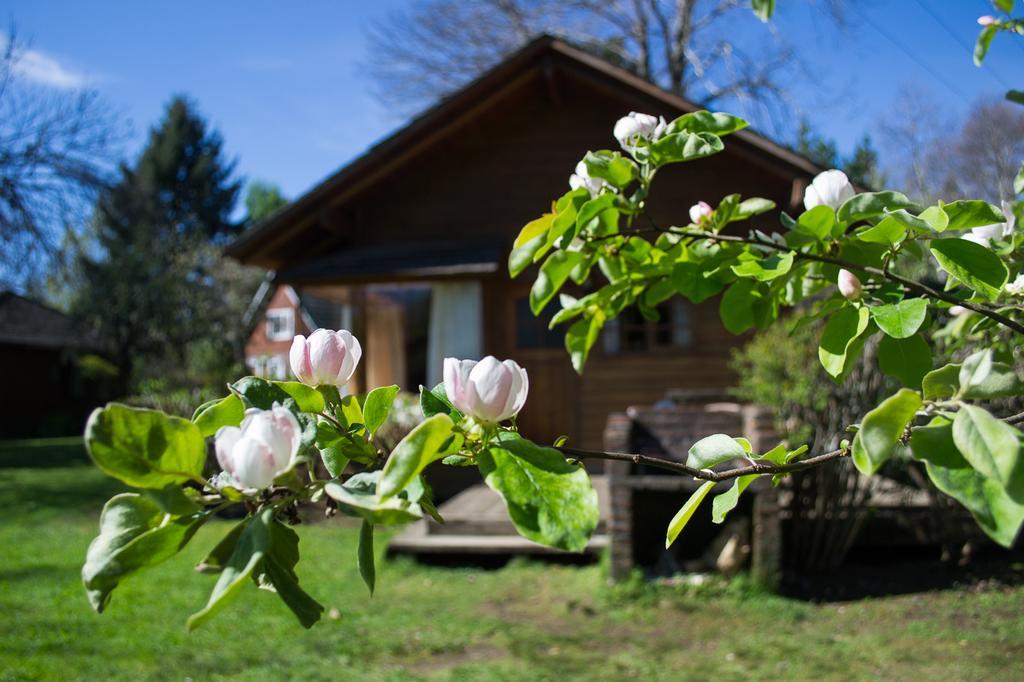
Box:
[0, 31, 124, 289]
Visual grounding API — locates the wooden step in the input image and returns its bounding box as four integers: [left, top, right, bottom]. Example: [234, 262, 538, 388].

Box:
[390, 523, 609, 555]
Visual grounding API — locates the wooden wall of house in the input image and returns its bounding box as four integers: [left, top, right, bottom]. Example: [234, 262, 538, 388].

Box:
[266, 60, 816, 451]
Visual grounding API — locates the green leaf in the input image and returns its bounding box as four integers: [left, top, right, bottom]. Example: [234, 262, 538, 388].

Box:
[877, 334, 932, 388]
[260, 522, 323, 628]
[974, 25, 997, 66]
[918, 205, 949, 232]
[1014, 163, 1024, 194]
[324, 476, 424, 525]
[922, 363, 961, 400]
[230, 377, 324, 412]
[363, 385, 399, 436]
[514, 213, 555, 248]
[192, 394, 245, 438]
[196, 521, 246, 574]
[378, 414, 456, 499]
[273, 382, 325, 412]
[583, 150, 637, 188]
[911, 417, 1024, 548]
[357, 520, 375, 596]
[477, 432, 599, 552]
[719, 279, 760, 335]
[85, 403, 205, 489]
[649, 131, 724, 166]
[730, 251, 794, 281]
[565, 313, 605, 374]
[929, 238, 1009, 300]
[953, 406, 1024, 499]
[666, 481, 715, 548]
[187, 509, 272, 630]
[795, 205, 835, 241]
[958, 349, 1024, 400]
[688, 434, 748, 469]
[419, 383, 463, 420]
[837, 191, 916, 224]
[750, 0, 775, 20]
[83, 493, 206, 612]
[672, 261, 725, 303]
[666, 111, 748, 136]
[737, 197, 775, 218]
[851, 389, 921, 475]
[942, 200, 1005, 230]
[530, 251, 583, 314]
[817, 306, 871, 380]
[509, 230, 548, 278]
[855, 216, 906, 246]
[871, 298, 927, 339]
[712, 475, 757, 524]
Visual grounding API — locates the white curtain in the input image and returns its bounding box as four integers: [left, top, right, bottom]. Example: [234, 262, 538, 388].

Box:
[426, 281, 483, 386]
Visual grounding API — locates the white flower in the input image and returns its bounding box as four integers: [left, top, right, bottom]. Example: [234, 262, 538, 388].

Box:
[214, 404, 301, 490]
[569, 161, 606, 198]
[965, 201, 1015, 247]
[949, 305, 968, 317]
[443, 356, 529, 423]
[689, 201, 713, 226]
[1006, 273, 1024, 297]
[613, 111, 666, 151]
[803, 169, 855, 211]
[289, 329, 362, 387]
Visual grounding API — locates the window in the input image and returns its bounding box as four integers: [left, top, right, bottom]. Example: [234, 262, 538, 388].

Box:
[604, 299, 693, 354]
[515, 297, 564, 350]
[248, 354, 288, 380]
[266, 308, 294, 341]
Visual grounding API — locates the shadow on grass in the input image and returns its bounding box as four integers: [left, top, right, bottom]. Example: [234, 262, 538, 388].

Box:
[0, 437, 88, 468]
[781, 546, 1024, 602]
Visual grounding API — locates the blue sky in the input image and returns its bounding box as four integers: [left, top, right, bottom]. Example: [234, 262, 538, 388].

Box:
[4, 0, 1022, 207]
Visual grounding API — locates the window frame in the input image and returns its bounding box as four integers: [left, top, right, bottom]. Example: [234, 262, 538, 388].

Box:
[265, 308, 295, 342]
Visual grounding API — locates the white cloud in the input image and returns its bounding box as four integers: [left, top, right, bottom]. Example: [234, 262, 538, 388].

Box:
[0, 34, 91, 89]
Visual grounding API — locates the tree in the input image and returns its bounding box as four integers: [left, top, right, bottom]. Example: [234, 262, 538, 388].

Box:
[243, 180, 287, 224]
[844, 134, 883, 190]
[365, 0, 844, 131]
[72, 96, 243, 386]
[796, 118, 839, 168]
[0, 32, 124, 289]
[882, 93, 1024, 204]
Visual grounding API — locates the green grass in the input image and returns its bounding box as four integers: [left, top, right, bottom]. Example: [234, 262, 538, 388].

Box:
[2, 442, 1024, 680]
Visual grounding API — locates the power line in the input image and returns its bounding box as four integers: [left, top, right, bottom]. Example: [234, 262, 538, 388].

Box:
[848, 3, 974, 102]
[911, 0, 1014, 90]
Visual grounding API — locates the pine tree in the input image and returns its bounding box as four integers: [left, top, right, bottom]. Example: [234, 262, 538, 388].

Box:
[73, 96, 248, 389]
[796, 119, 839, 169]
[844, 135, 885, 190]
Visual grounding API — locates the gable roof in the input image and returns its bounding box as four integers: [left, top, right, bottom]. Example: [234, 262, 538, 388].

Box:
[0, 291, 103, 351]
[227, 34, 821, 267]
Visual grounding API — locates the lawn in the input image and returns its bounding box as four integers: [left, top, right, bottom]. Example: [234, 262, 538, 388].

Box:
[2, 440, 1024, 681]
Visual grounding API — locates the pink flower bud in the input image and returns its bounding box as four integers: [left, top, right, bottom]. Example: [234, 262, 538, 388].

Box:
[837, 269, 862, 300]
[215, 404, 301, 490]
[978, 15, 996, 26]
[443, 356, 529, 423]
[949, 305, 967, 317]
[289, 329, 362, 387]
[689, 201, 713, 225]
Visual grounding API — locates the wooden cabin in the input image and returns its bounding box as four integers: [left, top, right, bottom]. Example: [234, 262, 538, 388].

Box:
[228, 35, 822, 450]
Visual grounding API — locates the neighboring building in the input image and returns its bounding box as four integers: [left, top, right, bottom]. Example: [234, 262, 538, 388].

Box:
[243, 281, 352, 381]
[227, 35, 823, 450]
[0, 291, 113, 438]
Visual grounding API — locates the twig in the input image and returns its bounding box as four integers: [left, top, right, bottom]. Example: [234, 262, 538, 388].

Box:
[557, 445, 849, 483]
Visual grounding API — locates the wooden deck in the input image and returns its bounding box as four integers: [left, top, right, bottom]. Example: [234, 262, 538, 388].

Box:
[388, 475, 610, 556]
